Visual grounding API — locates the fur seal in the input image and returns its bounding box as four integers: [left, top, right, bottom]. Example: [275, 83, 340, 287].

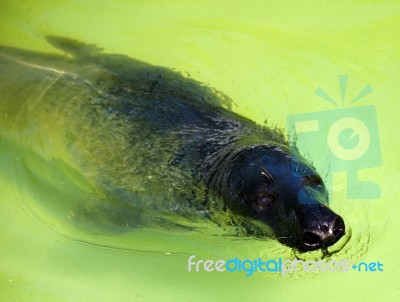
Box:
[0, 37, 345, 251]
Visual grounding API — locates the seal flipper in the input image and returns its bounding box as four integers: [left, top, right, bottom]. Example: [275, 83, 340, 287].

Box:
[45, 36, 103, 57]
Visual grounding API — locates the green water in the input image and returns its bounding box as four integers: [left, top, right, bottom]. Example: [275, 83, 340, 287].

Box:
[1, 0, 399, 301]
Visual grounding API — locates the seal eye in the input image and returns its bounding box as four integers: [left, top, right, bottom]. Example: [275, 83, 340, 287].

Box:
[258, 195, 274, 208]
[303, 175, 323, 188]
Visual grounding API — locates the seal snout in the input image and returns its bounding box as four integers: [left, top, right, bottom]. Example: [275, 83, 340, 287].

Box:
[300, 215, 345, 251]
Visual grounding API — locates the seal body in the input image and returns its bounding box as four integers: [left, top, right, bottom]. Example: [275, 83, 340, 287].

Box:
[0, 37, 345, 251]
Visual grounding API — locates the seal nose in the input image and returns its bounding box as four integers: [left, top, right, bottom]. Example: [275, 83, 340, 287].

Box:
[300, 216, 345, 251]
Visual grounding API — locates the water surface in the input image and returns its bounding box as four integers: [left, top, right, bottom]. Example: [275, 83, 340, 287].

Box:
[1, 1, 399, 301]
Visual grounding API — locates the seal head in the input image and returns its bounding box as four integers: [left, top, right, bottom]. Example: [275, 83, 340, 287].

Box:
[209, 144, 345, 251]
